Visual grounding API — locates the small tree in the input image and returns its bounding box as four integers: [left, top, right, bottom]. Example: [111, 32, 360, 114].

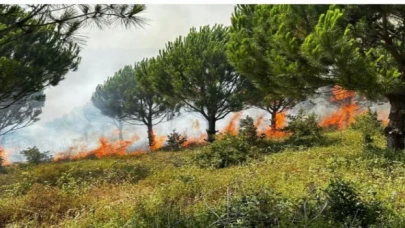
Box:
[351, 110, 384, 145]
[284, 109, 324, 146]
[0, 156, 5, 173]
[166, 130, 188, 149]
[239, 115, 258, 144]
[20, 146, 52, 165]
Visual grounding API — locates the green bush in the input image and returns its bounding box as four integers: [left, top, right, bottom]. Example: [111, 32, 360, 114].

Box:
[325, 178, 383, 227]
[351, 110, 384, 145]
[194, 134, 259, 169]
[0, 156, 5, 173]
[239, 115, 259, 144]
[166, 129, 188, 150]
[284, 109, 324, 147]
[20, 147, 52, 165]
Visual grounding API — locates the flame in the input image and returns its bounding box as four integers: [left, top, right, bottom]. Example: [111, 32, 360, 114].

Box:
[150, 130, 166, 151]
[319, 104, 360, 130]
[54, 136, 139, 162]
[262, 111, 288, 138]
[222, 112, 242, 135]
[112, 129, 120, 135]
[182, 133, 208, 147]
[330, 86, 356, 102]
[0, 145, 11, 166]
[319, 86, 362, 130]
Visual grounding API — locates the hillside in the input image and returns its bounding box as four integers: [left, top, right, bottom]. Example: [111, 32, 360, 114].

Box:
[1, 129, 405, 227]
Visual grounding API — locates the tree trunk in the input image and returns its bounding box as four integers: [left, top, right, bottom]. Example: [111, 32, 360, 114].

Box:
[206, 117, 217, 143]
[270, 112, 277, 131]
[118, 121, 123, 141]
[385, 94, 405, 150]
[147, 124, 155, 148]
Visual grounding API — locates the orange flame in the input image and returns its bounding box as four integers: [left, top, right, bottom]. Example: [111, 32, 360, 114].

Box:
[54, 136, 139, 162]
[182, 133, 208, 147]
[319, 104, 360, 130]
[330, 86, 356, 102]
[222, 112, 242, 135]
[0, 145, 11, 166]
[262, 111, 288, 138]
[150, 130, 166, 151]
[320, 86, 361, 130]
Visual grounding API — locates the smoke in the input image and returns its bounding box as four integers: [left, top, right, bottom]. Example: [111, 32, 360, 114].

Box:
[0, 86, 391, 163]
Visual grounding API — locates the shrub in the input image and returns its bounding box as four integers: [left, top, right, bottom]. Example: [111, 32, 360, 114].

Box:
[166, 129, 188, 150]
[20, 147, 52, 165]
[239, 115, 259, 144]
[194, 134, 259, 169]
[351, 110, 384, 145]
[216, 189, 289, 227]
[325, 178, 382, 227]
[284, 109, 324, 147]
[0, 156, 5, 173]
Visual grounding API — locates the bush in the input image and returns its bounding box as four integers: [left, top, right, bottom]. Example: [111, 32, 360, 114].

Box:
[166, 129, 188, 150]
[325, 178, 382, 227]
[239, 115, 259, 144]
[20, 147, 52, 165]
[351, 110, 384, 145]
[194, 134, 259, 169]
[216, 189, 289, 227]
[284, 109, 324, 147]
[0, 156, 5, 173]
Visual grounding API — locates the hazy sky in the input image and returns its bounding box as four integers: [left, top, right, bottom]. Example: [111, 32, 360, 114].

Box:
[38, 4, 235, 124]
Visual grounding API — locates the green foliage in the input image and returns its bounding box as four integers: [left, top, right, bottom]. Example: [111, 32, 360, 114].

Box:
[20, 147, 52, 165]
[166, 129, 188, 150]
[0, 156, 5, 173]
[325, 178, 383, 227]
[154, 24, 251, 142]
[238, 115, 259, 144]
[351, 111, 384, 145]
[217, 189, 290, 227]
[284, 110, 324, 147]
[0, 4, 147, 136]
[194, 134, 259, 169]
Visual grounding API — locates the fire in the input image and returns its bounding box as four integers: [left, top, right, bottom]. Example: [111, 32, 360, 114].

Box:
[150, 130, 166, 151]
[330, 86, 356, 102]
[319, 86, 362, 130]
[222, 112, 242, 135]
[0, 145, 11, 166]
[182, 133, 208, 147]
[319, 104, 360, 130]
[263, 111, 288, 138]
[54, 136, 138, 161]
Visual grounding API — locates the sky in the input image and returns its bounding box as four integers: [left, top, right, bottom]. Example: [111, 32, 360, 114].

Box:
[39, 4, 235, 123]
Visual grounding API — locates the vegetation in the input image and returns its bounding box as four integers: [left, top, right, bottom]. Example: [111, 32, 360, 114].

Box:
[0, 4, 147, 135]
[153, 24, 251, 142]
[20, 147, 52, 165]
[284, 110, 325, 147]
[4, 3, 405, 227]
[1, 130, 405, 226]
[166, 130, 188, 150]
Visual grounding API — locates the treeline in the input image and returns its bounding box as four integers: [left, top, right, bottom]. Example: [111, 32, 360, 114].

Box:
[93, 5, 405, 150]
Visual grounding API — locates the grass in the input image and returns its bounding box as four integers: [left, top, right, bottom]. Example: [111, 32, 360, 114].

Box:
[1, 130, 405, 227]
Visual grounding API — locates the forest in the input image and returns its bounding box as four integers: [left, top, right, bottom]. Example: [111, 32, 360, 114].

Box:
[1, 4, 405, 227]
